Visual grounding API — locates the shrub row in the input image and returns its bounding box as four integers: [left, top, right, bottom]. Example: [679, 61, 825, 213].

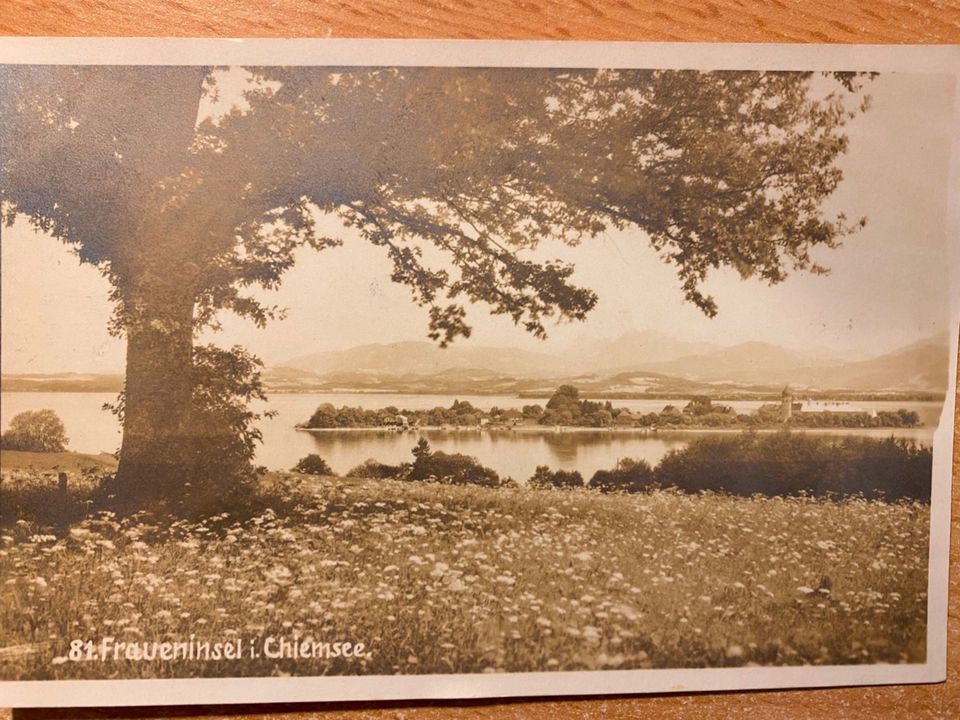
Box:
[295, 432, 932, 501]
[527, 433, 932, 501]
[292, 439, 510, 488]
[656, 433, 931, 501]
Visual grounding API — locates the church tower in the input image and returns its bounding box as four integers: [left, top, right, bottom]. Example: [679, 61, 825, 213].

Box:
[780, 385, 794, 422]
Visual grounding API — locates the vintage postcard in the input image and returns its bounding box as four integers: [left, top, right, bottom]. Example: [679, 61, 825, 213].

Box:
[0, 39, 957, 708]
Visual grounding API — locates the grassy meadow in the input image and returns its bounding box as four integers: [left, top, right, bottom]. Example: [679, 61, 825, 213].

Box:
[0, 464, 929, 680]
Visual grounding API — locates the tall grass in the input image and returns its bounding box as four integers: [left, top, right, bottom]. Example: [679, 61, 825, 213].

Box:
[0, 472, 928, 680]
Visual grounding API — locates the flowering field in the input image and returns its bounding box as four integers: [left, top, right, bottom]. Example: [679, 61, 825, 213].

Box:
[0, 471, 929, 680]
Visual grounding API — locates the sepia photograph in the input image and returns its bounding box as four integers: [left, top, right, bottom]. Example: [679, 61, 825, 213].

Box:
[0, 39, 957, 707]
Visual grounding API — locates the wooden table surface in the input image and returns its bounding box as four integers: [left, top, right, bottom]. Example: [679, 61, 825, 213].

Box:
[2, 1, 959, 718]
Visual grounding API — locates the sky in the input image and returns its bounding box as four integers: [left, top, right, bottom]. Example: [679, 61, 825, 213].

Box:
[1, 70, 956, 375]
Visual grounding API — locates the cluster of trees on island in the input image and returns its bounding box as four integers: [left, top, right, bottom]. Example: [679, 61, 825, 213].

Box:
[301, 385, 922, 431]
[293, 433, 932, 502]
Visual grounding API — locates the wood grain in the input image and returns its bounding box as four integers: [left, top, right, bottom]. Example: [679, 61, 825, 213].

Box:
[1, 0, 960, 42]
[2, 1, 959, 718]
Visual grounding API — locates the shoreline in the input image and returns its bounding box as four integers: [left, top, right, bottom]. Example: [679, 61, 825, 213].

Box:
[295, 424, 929, 435]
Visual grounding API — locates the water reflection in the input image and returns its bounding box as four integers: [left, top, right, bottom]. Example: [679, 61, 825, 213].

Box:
[298, 425, 936, 482]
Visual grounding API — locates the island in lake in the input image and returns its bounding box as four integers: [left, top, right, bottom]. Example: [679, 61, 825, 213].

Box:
[297, 384, 922, 432]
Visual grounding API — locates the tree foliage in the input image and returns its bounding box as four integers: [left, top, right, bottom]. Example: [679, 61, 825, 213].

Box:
[2, 67, 869, 343]
[408, 440, 501, 487]
[589, 458, 656, 493]
[292, 454, 335, 476]
[655, 433, 931, 501]
[347, 458, 407, 480]
[528, 465, 585, 489]
[0, 410, 69, 453]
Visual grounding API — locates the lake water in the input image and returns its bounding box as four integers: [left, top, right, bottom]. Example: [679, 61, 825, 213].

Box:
[0, 392, 943, 481]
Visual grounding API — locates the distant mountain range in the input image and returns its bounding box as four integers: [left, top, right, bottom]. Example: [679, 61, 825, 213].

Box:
[2, 331, 951, 397]
[557, 331, 724, 373]
[788, 336, 951, 392]
[284, 340, 570, 378]
[281, 330, 791, 379]
[1, 373, 124, 393]
[279, 331, 951, 394]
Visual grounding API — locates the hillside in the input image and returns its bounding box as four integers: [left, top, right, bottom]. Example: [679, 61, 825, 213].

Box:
[3, 333, 950, 397]
[284, 341, 571, 377]
[641, 341, 835, 384]
[570, 330, 722, 371]
[790, 336, 951, 391]
[0, 373, 123, 393]
[640, 335, 950, 391]
[278, 332, 950, 394]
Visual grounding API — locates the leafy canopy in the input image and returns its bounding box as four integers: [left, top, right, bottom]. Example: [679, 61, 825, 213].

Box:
[1, 410, 69, 453]
[1, 66, 868, 343]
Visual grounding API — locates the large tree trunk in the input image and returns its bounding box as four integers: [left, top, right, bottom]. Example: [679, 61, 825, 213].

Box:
[107, 68, 209, 507]
[113, 283, 196, 504]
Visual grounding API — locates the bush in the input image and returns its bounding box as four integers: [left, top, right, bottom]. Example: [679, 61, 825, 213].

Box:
[408, 441, 501, 487]
[528, 465, 584, 489]
[655, 432, 931, 501]
[99, 344, 272, 519]
[0, 410, 69, 452]
[590, 458, 656, 493]
[348, 458, 407, 479]
[292, 454, 335, 476]
[181, 345, 269, 510]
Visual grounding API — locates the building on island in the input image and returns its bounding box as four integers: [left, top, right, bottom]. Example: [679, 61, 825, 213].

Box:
[756, 386, 804, 423]
[780, 385, 803, 422]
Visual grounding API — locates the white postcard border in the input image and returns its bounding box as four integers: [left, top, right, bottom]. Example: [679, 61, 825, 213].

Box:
[0, 37, 958, 71]
[0, 38, 956, 708]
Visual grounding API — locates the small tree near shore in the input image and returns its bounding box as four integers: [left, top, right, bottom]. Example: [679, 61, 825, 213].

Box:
[590, 458, 656, 493]
[293, 454, 335, 476]
[529, 465, 585, 489]
[0, 410, 68, 453]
